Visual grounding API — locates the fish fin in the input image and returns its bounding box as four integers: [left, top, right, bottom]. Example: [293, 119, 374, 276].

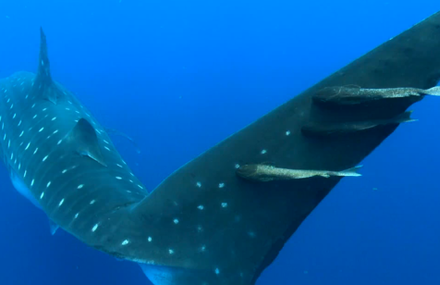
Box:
[68, 118, 107, 167]
[31, 27, 62, 104]
[392, 110, 418, 123]
[139, 264, 211, 285]
[48, 219, 59, 235]
[339, 165, 363, 177]
[105, 127, 141, 154]
[422, 86, 440, 96]
[10, 170, 42, 209]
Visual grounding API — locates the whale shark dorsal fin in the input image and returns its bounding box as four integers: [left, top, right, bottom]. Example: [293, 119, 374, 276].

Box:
[68, 118, 107, 167]
[31, 27, 62, 104]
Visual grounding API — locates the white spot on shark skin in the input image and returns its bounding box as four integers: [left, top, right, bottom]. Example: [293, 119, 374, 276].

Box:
[24, 170, 27, 178]
[168, 249, 174, 255]
[285, 130, 291, 136]
[33, 114, 38, 119]
[46, 181, 51, 188]
[77, 184, 84, 189]
[115, 176, 122, 180]
[18, 120, 22, 126]
[121, 240, 129, 246]
[19, 131, 24, 137]
[261, 149, 267, 154]
[58, 198, 65, 207]
[173, 219, 179, 224]
[116, 163, 123, 168]
[51, 117, 57, 121]
[196, 182, 202, 188]
[90, 200, 95, 205]
[57, 139, 62, 145]
[235, 163, 240, 169]
[218, 183, 225, 188]
[42, 155, 49, 162]
[221, 202, 228, 208]
[31, 179, 35, 187]
[25, 142, 31, 150]
[38, 127, 44, 132]
[215, 268, 220, 275]
[33, 148, 39, 155]
[12, 113, 16, 119]
[148, 237, 152, 242]
[197, 205, 204, 210]
[92, 224, 99, 232]
[74, 213, 79, 219]
[104, 146, 111, 151]
[40, 192, 45, 199]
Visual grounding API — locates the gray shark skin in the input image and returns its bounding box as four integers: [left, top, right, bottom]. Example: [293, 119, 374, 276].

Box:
[2, 11, 440, 285]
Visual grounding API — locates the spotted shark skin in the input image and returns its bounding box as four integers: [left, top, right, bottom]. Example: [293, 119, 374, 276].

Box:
[2, 12, 440, 285]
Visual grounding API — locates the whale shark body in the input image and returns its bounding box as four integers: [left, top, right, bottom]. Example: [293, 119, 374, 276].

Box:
[2, 11, 440, 285]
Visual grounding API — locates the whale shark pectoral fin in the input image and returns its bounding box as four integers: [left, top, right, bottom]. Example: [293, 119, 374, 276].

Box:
[68, 118, 107, 167]
[10, 170, 42, 209]
[48, 219, 59, 235]
[138, 263, 212, 285]
[31, 27, 63, 104]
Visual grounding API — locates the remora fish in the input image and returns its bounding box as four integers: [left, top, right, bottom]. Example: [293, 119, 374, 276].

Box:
[313, 85, 440, 106]
[236, 164, 363, 182]
[301, 110, 417, 137]
[1, 11, 440, 285]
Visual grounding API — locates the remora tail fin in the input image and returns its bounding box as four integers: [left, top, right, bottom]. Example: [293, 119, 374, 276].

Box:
[339, 165, 363, 177]
[391, 110, 418, 124]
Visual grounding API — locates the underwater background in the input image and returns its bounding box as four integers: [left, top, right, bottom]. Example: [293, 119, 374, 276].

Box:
[0, 0, 440, 284]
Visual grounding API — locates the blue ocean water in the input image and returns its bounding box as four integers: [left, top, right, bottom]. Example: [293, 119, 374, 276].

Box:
[0, 1, 439, 284]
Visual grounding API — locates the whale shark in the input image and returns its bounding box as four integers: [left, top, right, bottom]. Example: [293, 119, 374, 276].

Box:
[2, 11, 440, 285]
